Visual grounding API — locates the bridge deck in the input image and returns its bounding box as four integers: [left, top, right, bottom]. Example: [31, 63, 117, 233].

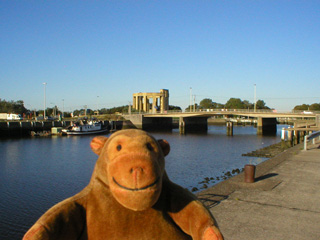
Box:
[142, 111, 317, 119]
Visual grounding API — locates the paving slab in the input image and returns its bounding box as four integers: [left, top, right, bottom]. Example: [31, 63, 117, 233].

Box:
[198, 142, 320, 240]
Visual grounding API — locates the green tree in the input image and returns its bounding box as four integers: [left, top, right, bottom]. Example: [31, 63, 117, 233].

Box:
[256, 100, 270, 109]
[169, 105, 181, 111]
[72, 109, 93, 116]
[225, 98, 244, 109]
[215, 102, 225, 109]
[199, 98, 214, 109]
[97, 105, 130, 114]
[294, 104, 310, 111]
[310, 103, 320, 111]
[294, 103, 320, 111]
[185, 104, 199, 111]
[242, 100, 253, 109]
[198, 98, 224, 109]
[73, 109, 81, 116]
[0, 99, 27, 114]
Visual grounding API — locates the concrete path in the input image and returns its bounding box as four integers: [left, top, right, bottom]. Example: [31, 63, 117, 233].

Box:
[198, 142, 320, 240]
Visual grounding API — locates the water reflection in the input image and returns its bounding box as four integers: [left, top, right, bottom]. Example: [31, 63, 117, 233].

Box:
[150, 125, 281, 191]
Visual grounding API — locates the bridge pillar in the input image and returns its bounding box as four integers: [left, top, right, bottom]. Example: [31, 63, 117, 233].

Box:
[122, 114, 173, 131]
[143, 117, 172, 131]
[123, 114, 143, 129]
[179, 117, 185, 134]
[226, 121, 233, 136]
[179, 117, 208, 134]
[257, 117, 277, 135]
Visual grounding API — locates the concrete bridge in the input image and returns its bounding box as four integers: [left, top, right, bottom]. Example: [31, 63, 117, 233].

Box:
[124, 110, 319, 135]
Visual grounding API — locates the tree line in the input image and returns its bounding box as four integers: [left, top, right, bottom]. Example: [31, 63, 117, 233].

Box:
[186, 98, 270, 111]
[0, 99, 28, 115]
[293, 103, 320, 111]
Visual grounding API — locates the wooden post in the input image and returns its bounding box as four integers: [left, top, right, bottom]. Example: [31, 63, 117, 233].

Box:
[304, 135, 308, 150]
[281, 128, 286, 140]
[294, 130, 299, 145]
[300, 131, 305, 143]
[287, 127, 293, 147]
[281, 127, 287, 148]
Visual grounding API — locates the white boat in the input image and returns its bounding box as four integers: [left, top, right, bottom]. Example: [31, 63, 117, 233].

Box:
[62, 119, 108, 135]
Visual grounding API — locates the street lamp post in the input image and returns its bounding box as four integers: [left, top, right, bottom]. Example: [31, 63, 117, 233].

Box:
[62, 99, 64, 119]
[193, 95, 196, 112]
[254, 84, 257, 112]
[50, 103, 56, 118]
[190, 87, 192, 112]
[97, 96, 99, 115]
[43, 82, 47, 119]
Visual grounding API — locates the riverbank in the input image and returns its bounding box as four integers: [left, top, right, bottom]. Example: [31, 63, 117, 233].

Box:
[190, 141, 290, 193]
[198, 141, 320, 239]
[242, 141, 290, 158]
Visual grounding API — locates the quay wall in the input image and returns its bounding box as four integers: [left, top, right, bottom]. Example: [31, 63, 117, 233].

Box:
[0, 120, 110, 137]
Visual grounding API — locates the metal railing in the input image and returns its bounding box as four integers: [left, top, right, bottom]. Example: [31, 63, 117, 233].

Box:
[123, 109, 320, 115]
[304, 131, 320, 150]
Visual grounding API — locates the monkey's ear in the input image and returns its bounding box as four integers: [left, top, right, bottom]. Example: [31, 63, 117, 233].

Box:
[157, 139, 170, 157]
[90, 136, 108, 155]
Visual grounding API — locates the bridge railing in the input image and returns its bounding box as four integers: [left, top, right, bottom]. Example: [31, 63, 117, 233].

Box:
[124, 109, 320, 116]
[192, 109, 274, 113]
[129, 109, 276, 115]
[304, 131, 320, 150]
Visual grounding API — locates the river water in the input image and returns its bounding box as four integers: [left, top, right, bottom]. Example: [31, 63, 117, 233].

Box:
[0, 124, 285, 239]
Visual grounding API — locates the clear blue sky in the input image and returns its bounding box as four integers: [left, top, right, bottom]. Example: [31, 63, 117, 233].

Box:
[1, 0, 319, 112]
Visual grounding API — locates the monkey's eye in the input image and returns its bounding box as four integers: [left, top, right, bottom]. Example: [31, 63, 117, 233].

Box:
[146, 143, 154, 151]
[116, 144, 122, 151]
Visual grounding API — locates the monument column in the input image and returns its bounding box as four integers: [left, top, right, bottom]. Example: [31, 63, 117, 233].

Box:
[136, 96, 139, 111]
[160, 96, 163, 113]
[138, 96, 142, 111]
[143, 95, 147, 112]
[133, 96, 136, 109]
[152, 97, 156, 113]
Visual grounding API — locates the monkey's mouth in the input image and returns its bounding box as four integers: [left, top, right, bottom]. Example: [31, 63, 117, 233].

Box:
[112, 177, 160, 191]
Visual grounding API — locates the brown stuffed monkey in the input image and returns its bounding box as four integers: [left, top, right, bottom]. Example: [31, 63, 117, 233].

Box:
[24, 129, 223, 240]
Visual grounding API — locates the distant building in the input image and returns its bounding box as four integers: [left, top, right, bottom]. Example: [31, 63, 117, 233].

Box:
[133, 89, 169, 113]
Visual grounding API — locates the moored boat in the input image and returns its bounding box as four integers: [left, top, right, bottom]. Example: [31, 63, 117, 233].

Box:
[62, 119, 108, 135]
